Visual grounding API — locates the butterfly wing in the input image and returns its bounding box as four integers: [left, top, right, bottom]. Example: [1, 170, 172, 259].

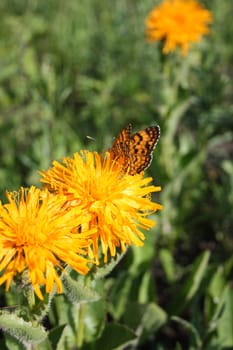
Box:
[108, 124, 132, 170]
[129, 125, 160, 175]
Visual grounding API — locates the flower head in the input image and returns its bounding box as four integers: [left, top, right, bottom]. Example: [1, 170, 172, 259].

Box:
[0, 186, 93, 300]
[145, 0, 213, 56]
[40, 151, 163, 264]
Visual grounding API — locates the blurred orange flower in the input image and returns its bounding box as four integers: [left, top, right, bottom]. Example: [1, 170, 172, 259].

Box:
[145, 0, 213, 56]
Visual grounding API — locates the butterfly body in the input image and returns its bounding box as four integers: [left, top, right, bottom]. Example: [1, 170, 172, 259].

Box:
[108, 124, 160, 175]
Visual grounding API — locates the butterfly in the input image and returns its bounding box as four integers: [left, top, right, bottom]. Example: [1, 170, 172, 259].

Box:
[108, 124, 160, 175]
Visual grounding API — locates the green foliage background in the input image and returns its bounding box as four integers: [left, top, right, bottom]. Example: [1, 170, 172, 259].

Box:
[0, 0, 232, 349]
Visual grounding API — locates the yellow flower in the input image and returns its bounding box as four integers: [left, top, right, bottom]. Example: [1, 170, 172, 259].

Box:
[40, 151, 163, 264]
[145, 0, 213, 56]
[0, 186, 93, 300]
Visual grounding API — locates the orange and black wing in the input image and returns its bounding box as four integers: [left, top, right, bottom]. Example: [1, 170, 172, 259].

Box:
[108, 124, 132, 171]
[129, 125, 160, 175]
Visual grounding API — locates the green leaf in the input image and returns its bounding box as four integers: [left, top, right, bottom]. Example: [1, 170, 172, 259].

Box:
[205, 265, 227, 324]
[82, 279, 106, 343]
[159, 248, 176, 283]
[169, 250, 211, 314]
[185, 251, 211, 301]
[140, 303, 167, 337]
[171, 316, 202, 349]
[217, 285, 233, 347]
[166, 97, 196, 138]
[0, 313, 47, 346]
[137, 270, 155, 304]
[108, 272, 134, 320]
[83, 296, 106, 342]
[94, 323, 136, 350]
[208, 266, 226, 300]
[48, 325, 67, 350]
[62, 275, 101, 304]
[161, 96, 197, 177]
[5, 334, 25, 350]
[124, 302, 167, 344]
[130, 232, 156, 273]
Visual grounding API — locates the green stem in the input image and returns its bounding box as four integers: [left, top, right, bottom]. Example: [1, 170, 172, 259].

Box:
[76, 303, 86, 349]
[27, 288, 35, 309]
[76, 275, 91, 348]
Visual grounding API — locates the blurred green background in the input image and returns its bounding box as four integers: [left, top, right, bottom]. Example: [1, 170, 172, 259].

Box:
[0, 0, 232, 349]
